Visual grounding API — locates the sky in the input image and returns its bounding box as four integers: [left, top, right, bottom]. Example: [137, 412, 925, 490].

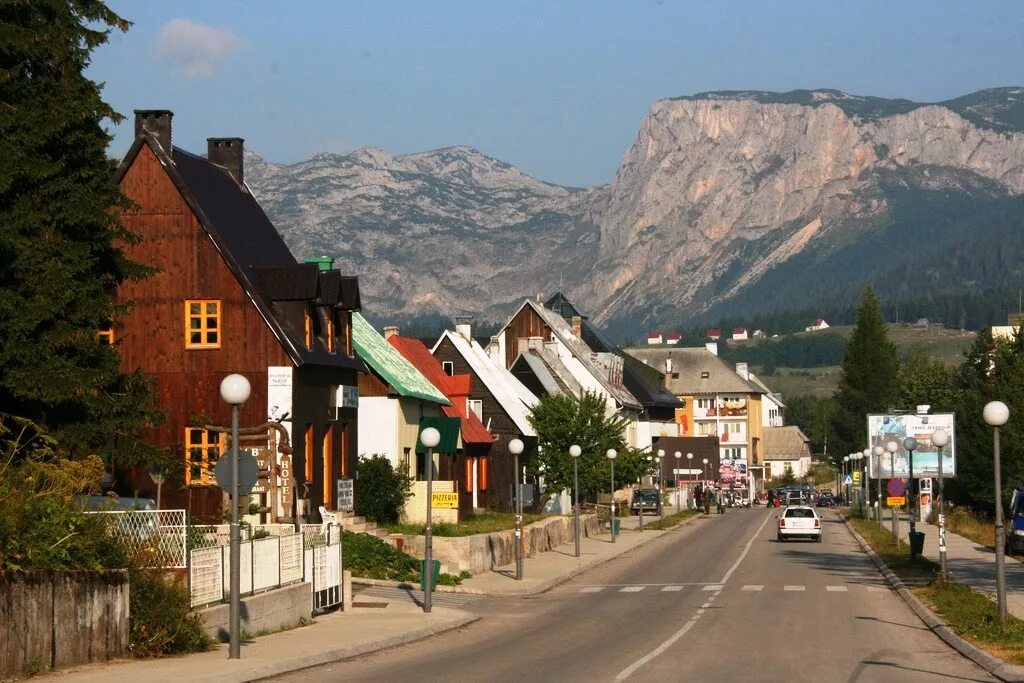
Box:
[90, 0, 1024, 187]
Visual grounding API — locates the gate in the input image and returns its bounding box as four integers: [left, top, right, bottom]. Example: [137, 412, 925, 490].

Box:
[303, 523, 343, 613]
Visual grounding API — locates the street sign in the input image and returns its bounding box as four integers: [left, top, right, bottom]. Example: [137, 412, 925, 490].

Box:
[852, 471, 861, 485]
[843, 475, 853, 485]
[148, 466, 166, 487]
[214, 449, 259, 494]
[431, 492, 459, 509]
[337, 478, 354, 512]
[887, 479, 907, 497]
[887, 496, 906, 507]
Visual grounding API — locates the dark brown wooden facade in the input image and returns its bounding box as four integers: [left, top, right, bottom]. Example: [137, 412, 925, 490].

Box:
[503, 305, 553, 370]
[114, 118, 361, 521]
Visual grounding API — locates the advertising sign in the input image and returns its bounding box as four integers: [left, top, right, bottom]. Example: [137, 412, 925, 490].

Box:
[432, 492, 459, 509]
[336, 477, 354, 512]
[719, 458, 749, 490]
[867, 413, 956, 478]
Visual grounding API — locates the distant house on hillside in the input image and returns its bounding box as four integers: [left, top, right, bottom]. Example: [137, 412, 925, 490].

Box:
[805, 319, 830, 332]
[665, 332, 682, 345]
[647, 332, 663, 345]
[706, 328, 721, 341]
[732, 327, 748, 341]
[752, 329, 767, 339]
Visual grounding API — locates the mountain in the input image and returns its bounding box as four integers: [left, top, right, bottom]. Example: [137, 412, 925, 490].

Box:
[245, 88, 1024, 336]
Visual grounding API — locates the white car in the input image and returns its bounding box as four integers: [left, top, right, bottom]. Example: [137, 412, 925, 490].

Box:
[777, 506, 822, 542]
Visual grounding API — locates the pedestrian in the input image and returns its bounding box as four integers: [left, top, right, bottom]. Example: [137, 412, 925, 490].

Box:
[766, 489, 775, 508]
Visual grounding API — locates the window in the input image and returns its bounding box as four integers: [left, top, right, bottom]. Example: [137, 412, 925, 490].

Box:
[723, 447, 742, 459]
[322, 425, 334, 507]
[185, 300, 220, 348]
[442, 361, 455, 376]
[304, 308, 313, 349]
[304, 424, 313, 483]
[468, 399, 483, 421]
[97, 327, 115, 345]
[185, 427, 224, 485]
[325, 314, 335, 353]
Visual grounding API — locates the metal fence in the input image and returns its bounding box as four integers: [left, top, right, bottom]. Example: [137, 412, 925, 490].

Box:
[88, 509, 187, 568]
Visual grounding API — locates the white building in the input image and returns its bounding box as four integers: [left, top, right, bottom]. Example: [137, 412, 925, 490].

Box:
[763, 426, 812, 479]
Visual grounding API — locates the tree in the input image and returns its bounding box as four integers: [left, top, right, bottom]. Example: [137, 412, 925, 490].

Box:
[831, 286, 899, 466]
[0, 1, 162, 465]
[895, 345, 958, 411]
[780, 463, 796, 485]
[354, 454, 412, 525]
[526, 391, 647, 501]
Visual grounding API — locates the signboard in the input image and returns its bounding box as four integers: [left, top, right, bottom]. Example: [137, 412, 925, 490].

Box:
[852, 471, 861, 485]
[251, 447, 274, 494]
[887, 479, 907, 497]
[887, 496, 906, 507]
[867, 413, 956, 477]
[719, 458, 749, 490]
[336, 477, 354, 512]
[431, 492, 459, 509]
[843, 474, 853, 485]
[279, 453, 293, 514]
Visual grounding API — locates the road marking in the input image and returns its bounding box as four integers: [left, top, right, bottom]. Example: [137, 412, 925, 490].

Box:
[662, 586, 684, 592]
[826, 585, 848, 592]
[580, 587, 604, 593]
[742, 585, 764, 591]
[620, 586, 645, 592]
[867, 586, 889, 592]
[616, 512, 774, 681]
[702, 584, 723, 591]
[784, 585, 805, 591]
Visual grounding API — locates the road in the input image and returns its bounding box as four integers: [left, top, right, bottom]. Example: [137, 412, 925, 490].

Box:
[273, 509, 995, 682]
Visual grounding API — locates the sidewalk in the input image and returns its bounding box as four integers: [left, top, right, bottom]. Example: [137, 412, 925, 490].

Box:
[40, 509, 696, 682]
[888, 515, 1024, 619]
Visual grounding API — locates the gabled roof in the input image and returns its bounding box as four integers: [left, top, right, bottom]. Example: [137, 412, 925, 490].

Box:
[623, 348, 767, 396]
[433, 331, 537, 436]
[388, 335, 493, 444]
[352, 313, 450, 405]
[116, 133, 364, 372]
[544, 292, 584, 319]
[647, 332, 662, 339]
[666, 332, 683, 340]
[512, 348, 583, 397]
[733, 327, 748, 334]
[746, 372, 785, 408]
[707, 328, 721, 337]
[763, 426, 810, 460]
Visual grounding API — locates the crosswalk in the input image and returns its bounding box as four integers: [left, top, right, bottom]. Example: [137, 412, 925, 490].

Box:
[573, 583, 889, 594]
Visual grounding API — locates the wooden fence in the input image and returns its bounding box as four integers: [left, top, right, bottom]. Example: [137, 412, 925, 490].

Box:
[0, 570, 129, 677]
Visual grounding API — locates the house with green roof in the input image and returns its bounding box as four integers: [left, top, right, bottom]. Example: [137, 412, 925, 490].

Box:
[353, 312, 451, 471]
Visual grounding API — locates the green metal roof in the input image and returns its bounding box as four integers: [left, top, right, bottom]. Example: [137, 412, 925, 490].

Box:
[352, 313, 451, 405]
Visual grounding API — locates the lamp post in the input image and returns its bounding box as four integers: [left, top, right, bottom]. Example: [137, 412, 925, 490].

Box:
[904, 436, 919, 557]
[887, 440, 899, 542]
[686, 453, 694, 509]
[219, 373, 250, 660]
[656, 449, 665, 522]
[569, 444, 582, 558]
[509, 438, 525, 580]
[843, 455, 850, 506]
[674, 451, 682, 510]
[420, 426, 441, 613]
[983, 401, 1010, 624]
[607, 449, 618, 543]
[873, 445, 884, 525]
[702, 458, 709, 511]
[861, 448, 871, 516]
[931, 429, 950, 581]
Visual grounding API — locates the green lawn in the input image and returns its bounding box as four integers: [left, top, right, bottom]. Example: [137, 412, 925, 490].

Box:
[386, 512, 554, 537]
[642, 509, 699, 530]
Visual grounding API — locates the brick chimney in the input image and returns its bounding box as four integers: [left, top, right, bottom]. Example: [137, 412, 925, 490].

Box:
[383, 325, 399, 340]
[208, 137, 245, 185]
[454, 316, 472, 342]
[571, 315, 582, 339]
[134, 110, 173, 153]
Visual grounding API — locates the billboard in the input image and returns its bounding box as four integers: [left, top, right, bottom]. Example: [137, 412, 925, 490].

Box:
[866, 413, 956, 478]
[719, 458, 749, 490]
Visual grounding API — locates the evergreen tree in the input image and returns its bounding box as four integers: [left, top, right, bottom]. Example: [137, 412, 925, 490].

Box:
[830, 286, 899, 465]
[0, 1, 162, 465]
[895, 346, 959, 411]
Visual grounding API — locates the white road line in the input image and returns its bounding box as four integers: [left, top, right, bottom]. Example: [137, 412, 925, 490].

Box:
[784, 585, 805, 591]
[662, 586, 684, 592]
[867, 586, 889, 592]
[580, 587, 604, 593]
[620, 586, 645, 593]
[616, 511, 774, 681]
[702, 584, 723, 591]
[826, 585, 848, 592]
[742, 585, 764, 591]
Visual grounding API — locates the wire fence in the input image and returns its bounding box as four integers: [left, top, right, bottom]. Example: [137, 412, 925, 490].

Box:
[87, 509, 187, 568]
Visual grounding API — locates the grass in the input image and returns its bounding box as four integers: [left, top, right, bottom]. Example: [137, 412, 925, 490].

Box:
[385, 512, 554, 537]
[642, 509, 699, 530]
[942, 507, 996, 550]
[850, 517, 938, 583]
[916, 583, 1024, 665]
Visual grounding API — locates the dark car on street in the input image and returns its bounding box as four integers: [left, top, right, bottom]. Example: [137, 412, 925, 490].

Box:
[631, 488, 662, 515]
[816, 495, 836, 508]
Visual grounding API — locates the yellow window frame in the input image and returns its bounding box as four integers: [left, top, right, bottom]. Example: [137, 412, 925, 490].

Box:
[304, 308, 313, 349]
[185, 427, 225, 485]
[97, 327, 115, 345]
[185, 299, 221, 349]
[325, 315, 335, 353]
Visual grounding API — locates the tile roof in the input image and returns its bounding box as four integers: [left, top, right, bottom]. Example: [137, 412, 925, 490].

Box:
[352, 313, 450, 405]
[389, 335, 493, 444]
[763, 426, 811, 460]
[623, 347, 767, 396]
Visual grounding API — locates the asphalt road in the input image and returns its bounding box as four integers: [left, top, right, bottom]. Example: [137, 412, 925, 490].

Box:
[274, 509, 995, 682]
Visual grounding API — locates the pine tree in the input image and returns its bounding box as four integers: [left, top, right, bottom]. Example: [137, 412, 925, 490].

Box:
[0, 1, 162, 465]
[830, 286, 899, 465]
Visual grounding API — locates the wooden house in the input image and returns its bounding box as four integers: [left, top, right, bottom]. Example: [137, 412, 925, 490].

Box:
[113, 110, 365, 521]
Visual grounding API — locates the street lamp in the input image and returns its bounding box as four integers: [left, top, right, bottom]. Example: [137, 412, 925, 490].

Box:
[931, 429, 949, 581]
[861, 448, 871, 516]
[886, 440, 900, 541]
[843, 455, 850, 506]
[219, 373, 250, 660]
[983, 400, 1010, 624]
[872, 445, 884, 525]
[686, 453, 694, 509]
[508, 438, 525, 580]
[656, 449, 665, 522]
[569, 444, 582, 558]
[904, 436, 919, 557]
[607, 448, 618, 543]
[674, 451, 682, 509]
[420, 426, 441, 613]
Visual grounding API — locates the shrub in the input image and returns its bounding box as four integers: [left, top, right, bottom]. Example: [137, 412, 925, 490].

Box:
[342, 530, 418, 581]
[354, 454, 412, 525]
[127, 569, 210, 657]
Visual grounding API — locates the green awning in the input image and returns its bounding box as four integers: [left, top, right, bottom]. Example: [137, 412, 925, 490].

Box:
[415, 417, 460, 454]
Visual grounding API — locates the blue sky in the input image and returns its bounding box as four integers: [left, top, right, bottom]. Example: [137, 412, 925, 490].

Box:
[91, 0, 1024, 187]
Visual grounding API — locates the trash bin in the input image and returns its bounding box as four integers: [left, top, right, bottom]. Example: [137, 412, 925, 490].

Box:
[909, 531, 926, 556]
[612, 518, 621, 534]
[419, 559, 441, 589]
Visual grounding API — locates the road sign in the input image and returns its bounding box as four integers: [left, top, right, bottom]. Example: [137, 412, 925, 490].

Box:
[853, 471, 861, 485]
[843, 475, 853, 485]
[887, 479, 907, 497]
[887, 496, 906, 507]
[148, 466, 166, 487]
[215, 449, 259, 494]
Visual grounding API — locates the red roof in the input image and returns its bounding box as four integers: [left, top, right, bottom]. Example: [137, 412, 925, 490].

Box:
[733, 327, 747, 334]
[647, 331, 661, 339]
[666, 332, 682, 340]
[706, 328, 721, 337]
[388, 335, 494, 444]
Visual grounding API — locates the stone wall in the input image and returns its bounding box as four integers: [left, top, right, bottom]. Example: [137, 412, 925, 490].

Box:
[0, 570, 129, 678]
[197, 582, 311, 641]
[397, 514, 604, 574]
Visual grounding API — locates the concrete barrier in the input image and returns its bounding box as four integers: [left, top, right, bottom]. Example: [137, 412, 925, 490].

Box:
[197, 582, 311, 641]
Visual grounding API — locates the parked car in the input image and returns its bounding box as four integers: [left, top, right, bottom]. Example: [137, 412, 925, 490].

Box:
[816, 495, 836, 508]
[1007, 488, 1024, 555]
[631, 488, 662, 515]
[777, 506, 822, 542]
[784, 490, 808, 507]
[78, 494, 157, 511]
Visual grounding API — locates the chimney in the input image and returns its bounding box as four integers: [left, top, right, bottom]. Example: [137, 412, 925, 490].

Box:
[208, 137, 245, 185]
[383, 325, 399, 340]
[486, 336, 501, 359]
[705, 342, 718, 356]
[665, 355, 673, 375]
[544, 340, 559, 356]
[736, 362, 749, 380]
[536, 292, 543, 303]
[527, 336, 544, 351]
[134, 110, 173, 153]
[454, 316, 472, 342]
[571, 315, 582, 339]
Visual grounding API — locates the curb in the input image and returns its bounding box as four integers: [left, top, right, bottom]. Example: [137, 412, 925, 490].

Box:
[840, 514, 1024, 683]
